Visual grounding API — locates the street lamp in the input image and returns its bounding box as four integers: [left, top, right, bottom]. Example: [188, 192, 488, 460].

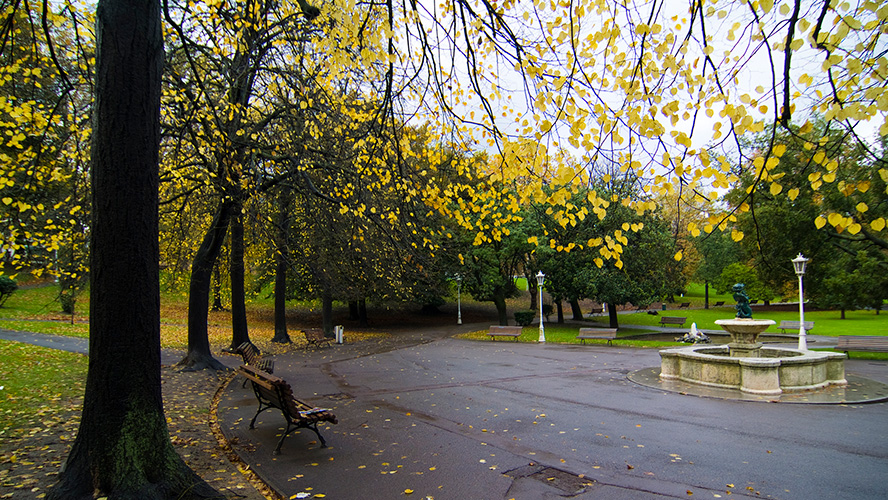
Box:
[456, 274, 462, 325]
[536, 271, 546, 343]
[792, 253, 809, 350]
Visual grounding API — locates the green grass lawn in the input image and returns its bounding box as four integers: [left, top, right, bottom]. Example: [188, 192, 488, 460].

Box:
[602, 307, 888, 337]
[0, 339, 87, 435]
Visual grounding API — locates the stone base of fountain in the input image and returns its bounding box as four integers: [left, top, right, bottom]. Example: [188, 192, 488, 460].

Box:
[660, 346, 847, 395]
[660, 318, 847, 395]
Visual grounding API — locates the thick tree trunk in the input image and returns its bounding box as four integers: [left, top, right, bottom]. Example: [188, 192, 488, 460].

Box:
[556, 300, 564, 323]
[528, 279, 537, 310]
[607, 302, 620, 329]
[348, 300, 359, 320]
[48, 4, 218, 498]
[322, 290, 334, 337]
[493, 292, 508, 325]
[211, 262, 224, 311]
[358, 298, 368, 327]
[272, 194, 291, 343]
[228, 204, 250, 350]
[178, 201, 231, 371]
[704, 282, 710, 309]
[570, 298, 582, 320]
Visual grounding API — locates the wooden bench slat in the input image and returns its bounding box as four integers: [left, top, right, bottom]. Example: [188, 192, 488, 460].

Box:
[236, 341, 275, 373]
[576, 327, 618, 346]
[658, 316, 687, 327]
[835, 335, 888, 358]
[304, 328, 334, 348]
[488, 325, 522, 341]
[777, 320, 814, 333]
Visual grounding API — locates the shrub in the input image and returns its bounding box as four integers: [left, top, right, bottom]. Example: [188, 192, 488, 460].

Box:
[0, 276, 18, 307]
[514, 310, 536, 326]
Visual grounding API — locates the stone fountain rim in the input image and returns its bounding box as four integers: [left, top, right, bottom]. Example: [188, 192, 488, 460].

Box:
[714, 318, 776, 326]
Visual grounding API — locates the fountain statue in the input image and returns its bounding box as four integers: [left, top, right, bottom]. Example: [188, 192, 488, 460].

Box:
[659, 283, 846, 396]
[732, 283, 753, 318]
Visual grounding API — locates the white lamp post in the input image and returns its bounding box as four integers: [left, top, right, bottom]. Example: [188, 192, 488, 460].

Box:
[536, 271, 546, 343]
[456, 274, 462, 325]
[792, 254, 809, 350]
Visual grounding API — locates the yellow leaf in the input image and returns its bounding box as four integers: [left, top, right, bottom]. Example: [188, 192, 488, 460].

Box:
[856, 202, 868, 213]
[674, 251, 683, 261]
[814, 216, 827, 229]
[404, 489, 414, 495]
[787, 188, 799, 200]
[770, 183, 782, 196]
[870, 218, 886, 231]
[848, 223, 862, 235]
[527, 236, 539, 245]
[828, 213, 843, 227]
[731, 230, 744, 242]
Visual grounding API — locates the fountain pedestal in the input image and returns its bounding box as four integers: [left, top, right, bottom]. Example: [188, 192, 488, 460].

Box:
[715, 318, 774, 357]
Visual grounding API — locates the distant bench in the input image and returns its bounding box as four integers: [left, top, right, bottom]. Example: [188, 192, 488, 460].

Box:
[678, 302, 690, 309]
[576, 327, 618, 346]
[777, 320, 814, 334]
[659, 316, 687, 327]
[835, 336, 888, 358]
[488, 325, 522, 341]
[238, 365, 338, 454]
[303, 328, 333, 348]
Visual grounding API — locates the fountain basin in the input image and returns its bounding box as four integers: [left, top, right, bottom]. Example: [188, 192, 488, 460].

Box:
[660, 346, 847, 395]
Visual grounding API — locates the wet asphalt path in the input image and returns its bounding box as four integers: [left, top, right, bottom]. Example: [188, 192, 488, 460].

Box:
[217, 325, 888, 500]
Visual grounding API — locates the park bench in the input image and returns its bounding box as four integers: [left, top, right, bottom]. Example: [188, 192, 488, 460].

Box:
[236, 342, 274, 387]
[576, 327, 618, 346]
[488, 325, 522, 341]
[238, 364, 338, 454]
[678, 302, 691, 309]
[588, 305, 604, 315]
[835, 336, 888, 358]
[659, 316, 687, 327]
[713, 301, 725, 307]
[777, 320, 815, 334]
[303, 328, 334, 348]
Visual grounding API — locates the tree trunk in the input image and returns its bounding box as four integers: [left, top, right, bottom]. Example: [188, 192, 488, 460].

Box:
[528, 278, 537, 310]
[493, 292, 508, 325]
[704, 281, 709, 309]
[556, 300, 564, 323]
[48, 4, 218, 498]
[348, 300, 359, 320]
[211, 261, 224, 311]
[841, 308, 846, 319]
[570, 298, 583, 320]
[178, 201, 231, 371]
[272, 193, 291, 343]
[227, 204, 250, 350]
[358, 298, 368, 327]
[607, 302, 620, 328]
[322, 290, 334, 336]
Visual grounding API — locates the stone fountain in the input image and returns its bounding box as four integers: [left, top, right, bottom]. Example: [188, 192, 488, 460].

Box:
[659, 284, 846, 396]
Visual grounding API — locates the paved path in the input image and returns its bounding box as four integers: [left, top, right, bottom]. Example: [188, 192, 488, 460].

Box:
[217, 324, 888, 500]
[5, 324, 887, 499]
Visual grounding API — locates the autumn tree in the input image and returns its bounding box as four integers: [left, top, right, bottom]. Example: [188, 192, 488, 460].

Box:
[45, 0, 219, 497]
[0, 4, 92, 307]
